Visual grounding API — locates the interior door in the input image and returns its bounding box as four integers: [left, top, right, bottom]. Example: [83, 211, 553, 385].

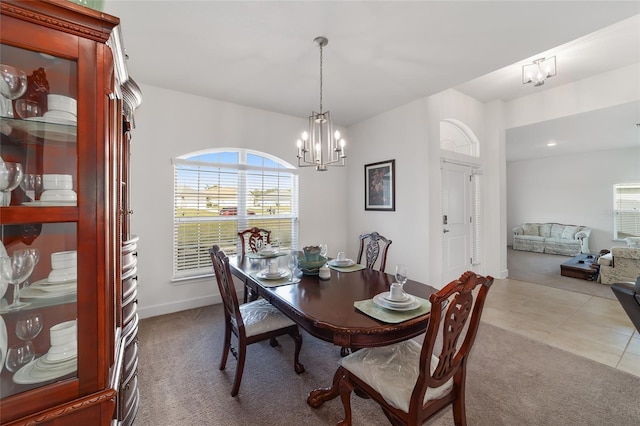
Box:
[441, 162, 472, 283]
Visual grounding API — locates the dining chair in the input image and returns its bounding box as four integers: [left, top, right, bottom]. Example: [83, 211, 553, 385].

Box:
[238, 227, 271, 301]
[209, 245, 305, 397]
[335, 270, 493, 426]
[356, 231, 392, 272]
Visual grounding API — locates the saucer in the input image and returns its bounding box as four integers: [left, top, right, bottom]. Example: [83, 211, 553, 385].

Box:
[381, 291, 411, 304]
[373, 293, 420, 311]
[328, 259, 354, 267]
[257, 268, 289, 280]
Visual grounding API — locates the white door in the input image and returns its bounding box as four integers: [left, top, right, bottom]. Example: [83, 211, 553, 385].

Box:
[441, 162, 472, 284]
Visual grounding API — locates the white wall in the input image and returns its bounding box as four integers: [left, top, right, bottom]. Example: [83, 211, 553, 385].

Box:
[131, 84, 348, 318]
[507, 147, 640, 251]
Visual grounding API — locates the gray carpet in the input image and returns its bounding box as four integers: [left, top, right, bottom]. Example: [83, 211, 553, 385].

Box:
[134, 304, 640, 425]
[507, 247, 615, 300]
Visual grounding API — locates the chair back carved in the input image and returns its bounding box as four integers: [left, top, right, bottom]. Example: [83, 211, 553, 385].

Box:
[238, 227, 271, 254]
[210, 245, 244, 335]
[356, 231, 392, 271]
[333, 271, 493, 426]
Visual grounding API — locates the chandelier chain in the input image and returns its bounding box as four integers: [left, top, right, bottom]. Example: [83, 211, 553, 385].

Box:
[319, 42, 323, 113]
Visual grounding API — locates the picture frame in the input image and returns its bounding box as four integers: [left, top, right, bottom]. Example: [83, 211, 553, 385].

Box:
[364, 159, 395, 211]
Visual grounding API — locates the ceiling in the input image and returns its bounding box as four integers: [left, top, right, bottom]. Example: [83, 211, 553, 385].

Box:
[104, 1, 640, 128]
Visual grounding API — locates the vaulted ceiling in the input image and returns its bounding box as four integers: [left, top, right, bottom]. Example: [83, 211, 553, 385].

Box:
[105, 1, 639, 127]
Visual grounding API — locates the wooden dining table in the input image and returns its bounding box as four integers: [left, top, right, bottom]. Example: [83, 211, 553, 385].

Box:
[228, 253, 439, 406]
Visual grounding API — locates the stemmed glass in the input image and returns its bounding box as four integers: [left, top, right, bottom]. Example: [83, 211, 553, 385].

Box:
[0, 249, 37, 311]
[0, 161, 24, 207]
[0, 64, 27, 118]
[319, 244, 328, 258]
[395, 264, 408, 287]
[19, 174, 43, 202]
[16, 312, 43, 342]
[21, 248, 40, 288]
[288, 250, 302, 279]
[5, 341, 35, 373]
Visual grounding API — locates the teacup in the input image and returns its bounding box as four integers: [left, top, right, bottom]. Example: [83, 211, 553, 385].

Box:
[336, 251, 346, 261]
[268, 260, 278, 274]
[389, 282, 405, 301]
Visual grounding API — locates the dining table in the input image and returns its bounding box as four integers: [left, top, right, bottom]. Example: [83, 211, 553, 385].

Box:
[227, 252, 439, 407]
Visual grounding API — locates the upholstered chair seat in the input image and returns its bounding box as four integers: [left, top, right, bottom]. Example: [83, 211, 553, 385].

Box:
[340, 340, 453, 413]
[240, 298, 297, 337]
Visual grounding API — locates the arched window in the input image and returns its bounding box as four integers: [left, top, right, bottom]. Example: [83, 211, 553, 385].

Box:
[172, 149, 298, 279]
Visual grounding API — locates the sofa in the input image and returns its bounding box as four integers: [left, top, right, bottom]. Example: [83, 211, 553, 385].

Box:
[512, 223, 591, 256]
[611, 277, 640, 332]
[597, 238, 640, 285]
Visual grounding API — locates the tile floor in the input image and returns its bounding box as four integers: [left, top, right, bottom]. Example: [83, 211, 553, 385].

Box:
[482, 278, 640, 378]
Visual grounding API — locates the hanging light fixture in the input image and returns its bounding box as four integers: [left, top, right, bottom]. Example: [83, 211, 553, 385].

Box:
[296, 36, 346, 171]
[522, 56, 556, 87]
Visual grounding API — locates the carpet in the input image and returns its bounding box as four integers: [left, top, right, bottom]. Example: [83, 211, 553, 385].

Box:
[507, 247, 615, 300]
[134, 304, 640, 425]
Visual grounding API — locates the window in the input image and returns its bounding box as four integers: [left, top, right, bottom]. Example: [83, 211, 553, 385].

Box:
[613, 183, 640, 239]
[173, 149, 298, 279]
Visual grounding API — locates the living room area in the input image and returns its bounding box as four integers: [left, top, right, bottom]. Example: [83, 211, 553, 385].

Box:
[504, 99, 640, 378]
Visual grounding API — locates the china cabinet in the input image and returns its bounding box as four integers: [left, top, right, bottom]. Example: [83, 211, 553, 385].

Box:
[0, 1, 141, 424]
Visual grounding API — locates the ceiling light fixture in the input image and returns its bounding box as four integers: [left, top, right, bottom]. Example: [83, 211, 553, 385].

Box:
[522, 56, 556, 87]
[296, 36, 345, 171]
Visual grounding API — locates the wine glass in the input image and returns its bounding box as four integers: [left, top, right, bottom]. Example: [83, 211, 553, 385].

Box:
[0, 64, 27, 118]
[19, 174, 43, 202]
[16, 312, 43, 342]
[5, 341, 35, 373]
[21, 248, 40, 288]
[319, 244, 328, 258]
[0, 249, 37, 311]
[0, 161, 23, 207]
[395, 264, 408, 286]
[288, 250, 302, 279]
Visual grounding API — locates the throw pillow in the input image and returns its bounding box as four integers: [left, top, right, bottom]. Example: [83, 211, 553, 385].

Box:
[561, 225, 580, 239]
[539, 223, 552, 238]
[551, 224, 564, 239]
[522, 223, 539, 236]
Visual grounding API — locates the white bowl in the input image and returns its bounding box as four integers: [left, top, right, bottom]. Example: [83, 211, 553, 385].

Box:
[50, 320, 77, 346]
[42, 174, 73, 190]
[40, 189, 77, 202]
[47, 94, 77, 116]
[51, 250, 77, 269]
[48, 266, 77, 283]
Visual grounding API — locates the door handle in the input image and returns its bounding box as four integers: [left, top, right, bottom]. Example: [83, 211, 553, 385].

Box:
[443, 229, 450, 233]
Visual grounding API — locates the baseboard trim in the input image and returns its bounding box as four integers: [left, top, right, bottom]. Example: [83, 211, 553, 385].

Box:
[138, 295, 221, 319]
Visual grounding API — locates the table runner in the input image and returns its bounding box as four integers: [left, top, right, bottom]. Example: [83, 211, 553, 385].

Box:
[354, 296, 431, 323]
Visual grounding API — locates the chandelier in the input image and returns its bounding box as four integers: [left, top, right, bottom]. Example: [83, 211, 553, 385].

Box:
[296, 36, 346, 171]
[522, 56, 556, 87]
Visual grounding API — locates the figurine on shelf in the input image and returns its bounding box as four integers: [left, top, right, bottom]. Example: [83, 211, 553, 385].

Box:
[16, 67, 49, 116]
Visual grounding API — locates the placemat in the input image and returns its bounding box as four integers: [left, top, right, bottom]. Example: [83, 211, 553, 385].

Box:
[250, 273, 300, 288]
[354, 296, 431, 324]
[246, 252, 287, 259]
[328, 263, 367, 273]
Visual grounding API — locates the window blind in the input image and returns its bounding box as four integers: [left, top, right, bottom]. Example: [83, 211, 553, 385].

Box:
[173, 150, 298, 279]
[614, 183, 640, 239]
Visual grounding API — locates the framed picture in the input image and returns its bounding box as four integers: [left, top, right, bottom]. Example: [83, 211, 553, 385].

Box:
[364, 159, 395, 211]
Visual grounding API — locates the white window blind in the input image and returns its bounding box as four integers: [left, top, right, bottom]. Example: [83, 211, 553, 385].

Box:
[614, 183, 640, 239]
[173, 150, 298, 279]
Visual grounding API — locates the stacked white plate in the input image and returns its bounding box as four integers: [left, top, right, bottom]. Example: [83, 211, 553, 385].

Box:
[20, 251, 77, 299]
[328, 258, 355, 267]
[13, 320, 77, 384]
[373, 291, 421, 311]
[256, 268, 289, 280]
[44, 94, 77, 123]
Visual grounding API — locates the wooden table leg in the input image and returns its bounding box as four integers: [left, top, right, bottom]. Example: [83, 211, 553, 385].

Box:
[307, 366, 345, 408]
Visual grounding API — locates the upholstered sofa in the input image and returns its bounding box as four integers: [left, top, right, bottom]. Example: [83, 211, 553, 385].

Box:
[598, 238, 640, 285]
[512, 223, 591, 256]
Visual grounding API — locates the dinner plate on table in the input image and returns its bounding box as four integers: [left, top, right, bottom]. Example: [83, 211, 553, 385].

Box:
[373, 293, 421, 311]
[328, 259, 355, 267]
[256, 268, 290, 280]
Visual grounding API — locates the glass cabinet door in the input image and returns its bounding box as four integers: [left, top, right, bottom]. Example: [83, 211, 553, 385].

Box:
[1, 43, 79, 399]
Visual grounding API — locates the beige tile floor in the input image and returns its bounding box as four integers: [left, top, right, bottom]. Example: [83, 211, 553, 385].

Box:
[482, 278, 640, 378]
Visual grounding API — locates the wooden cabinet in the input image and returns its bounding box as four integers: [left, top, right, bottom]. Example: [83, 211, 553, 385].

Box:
[0, 1, 141, 424]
